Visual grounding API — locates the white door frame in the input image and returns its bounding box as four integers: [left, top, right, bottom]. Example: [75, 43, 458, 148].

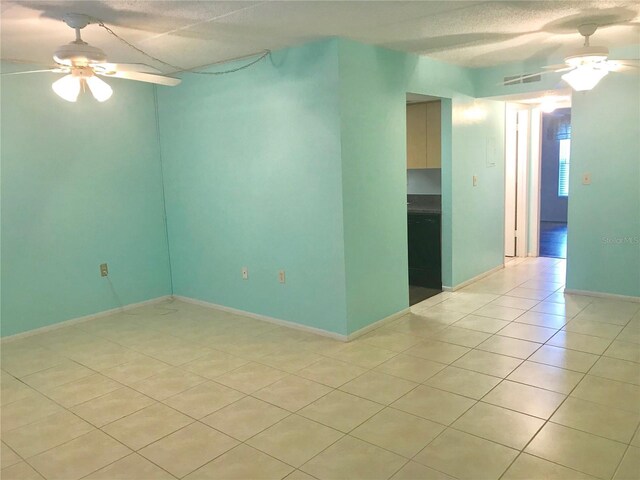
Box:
[504, 104, 534, 258]
[504, 104, 518, 257]
[528, 108, 542, 257]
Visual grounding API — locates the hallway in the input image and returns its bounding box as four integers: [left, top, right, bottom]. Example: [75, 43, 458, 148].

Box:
[539, 222, 567, 259]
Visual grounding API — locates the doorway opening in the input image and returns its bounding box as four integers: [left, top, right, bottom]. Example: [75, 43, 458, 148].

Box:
[501, 91, 571, 260]
[504, 104, 530, 258]
[539, 108, 571, 259]
[406, 93, 443, 305]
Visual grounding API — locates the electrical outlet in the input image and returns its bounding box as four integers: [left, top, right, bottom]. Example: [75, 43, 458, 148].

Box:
[100, 263, 108, 277]
[242, 267, 249, 280]
[473, 175, 478, 187]
[278, 270, 286, 284]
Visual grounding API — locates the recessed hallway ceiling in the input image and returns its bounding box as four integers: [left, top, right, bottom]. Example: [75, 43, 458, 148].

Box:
[1, 1, 639, 71]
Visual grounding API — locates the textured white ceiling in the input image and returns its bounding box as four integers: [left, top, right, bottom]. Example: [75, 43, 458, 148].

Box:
[2, 0, 639, 71]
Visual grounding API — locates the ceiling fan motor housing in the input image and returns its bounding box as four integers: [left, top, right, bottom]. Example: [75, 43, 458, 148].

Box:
[54, 42, 107, 67]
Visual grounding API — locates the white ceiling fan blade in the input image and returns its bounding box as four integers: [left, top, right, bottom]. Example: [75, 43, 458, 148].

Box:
[541, 64, 575, 73]
[2, 58, 56, 68]
[542, 64, 569, 71]
[97, 70, 181, 86]
[604, 60, 640, 72]
[92, 63, 162, 74]
[616, 59, 640, 66]
[0, 68, 67, 76]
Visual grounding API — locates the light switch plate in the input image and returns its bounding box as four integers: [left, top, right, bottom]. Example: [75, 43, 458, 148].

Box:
[473, 175, 478, 186]
[582, 173, 591, 185]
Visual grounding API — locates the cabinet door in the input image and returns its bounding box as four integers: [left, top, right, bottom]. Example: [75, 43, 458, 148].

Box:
[426, 101, 441, 169]
[406, 103, 427, 169]
[407, 213, 442, 288]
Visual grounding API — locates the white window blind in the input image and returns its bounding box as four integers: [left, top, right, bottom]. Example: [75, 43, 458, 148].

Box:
[558, 138, 570, 197]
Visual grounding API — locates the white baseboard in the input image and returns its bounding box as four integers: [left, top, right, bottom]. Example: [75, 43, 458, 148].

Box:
[175, 295, 349, 340]
[174, 295, 409, 342]
[442, 263, 505, 292]
[563, 289, 640, 303]
[345, 308, 410, 341]
[2, 292, 411, 345]
[1, 296, 172, 343]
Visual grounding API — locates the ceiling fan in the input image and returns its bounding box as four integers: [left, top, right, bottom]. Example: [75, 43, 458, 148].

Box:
[505, 23, 639, 91]
[2, 13, 181, 102]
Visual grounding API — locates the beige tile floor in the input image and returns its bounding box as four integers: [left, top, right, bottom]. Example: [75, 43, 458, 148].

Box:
[1, 257, 640, 480]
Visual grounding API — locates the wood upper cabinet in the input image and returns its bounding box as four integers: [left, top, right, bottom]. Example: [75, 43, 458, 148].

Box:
[407, 103, 427, 169]
[425, 101, 441, 169]
[406, 100, 441, 169]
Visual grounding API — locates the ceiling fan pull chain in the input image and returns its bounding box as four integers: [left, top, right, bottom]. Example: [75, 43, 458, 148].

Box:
[96, 21, 270, 76]
[189, 50, 271, 76]
[96, 21, 182, 71]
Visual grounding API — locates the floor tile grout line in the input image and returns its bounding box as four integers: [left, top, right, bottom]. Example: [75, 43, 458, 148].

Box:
[75, 452, 179, 480]
[2, 258, 636, 480]
[1, 364, 145, 447]
[114, 330, 481, 477]
[495, 329, 633, 480]
[80, 340, 408, 477]
[5, 357, 242, 475]
[611, 424, 640, 480]
[495, 348, 593, 477]
[0, 441, 24, 469]
[591, 313, 640, 480]
[413, 265, 637, 478]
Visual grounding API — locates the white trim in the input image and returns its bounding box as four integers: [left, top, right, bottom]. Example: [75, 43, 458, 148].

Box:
[174, 295, 346, 340]
[174, 295, 409, 343]
[504, 103, 518, 257]
[563, 289, 640, 303]
[515, 108, 530, 257]
[442, 263, 505, 292]
[1, 296, 172, 343]
[528, 107, 542, 257]
[346, 308, 411, 341]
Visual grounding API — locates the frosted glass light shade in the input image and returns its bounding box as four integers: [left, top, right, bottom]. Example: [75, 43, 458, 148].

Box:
[562, 67, 608, 91]
[52, 74, 81, 102]
[85, 75, 113, 102]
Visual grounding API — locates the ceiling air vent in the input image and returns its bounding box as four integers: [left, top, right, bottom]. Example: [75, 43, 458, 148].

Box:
[504, 73, 542, 85]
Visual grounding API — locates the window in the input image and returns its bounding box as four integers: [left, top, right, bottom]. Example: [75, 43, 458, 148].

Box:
[556, 116, 571, 198]
[558, 138, 570, 197]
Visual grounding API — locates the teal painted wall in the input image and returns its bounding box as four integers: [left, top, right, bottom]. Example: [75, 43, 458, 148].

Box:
[156, 40, 350, 335]
[473, 46, 640, 297]
[340, 40, 504, 304]
[567, 71, 640, 296]
[0, 37, 509, 338]
[156, 38, 507, 336]
[400, 47, 506, 288]
[336, 40, 505, 332]
[337, 40, 410, 333]
[449, 98, 505, 286]
[1, 68, 172, 336]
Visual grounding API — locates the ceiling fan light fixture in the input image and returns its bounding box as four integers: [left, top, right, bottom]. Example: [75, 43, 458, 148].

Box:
[85, 75, 113, 102]
[52, 69, 113, 102]
[562, 66, 608, 92]
[564, 45, 609, 68]
[52, 74, 81, 102]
